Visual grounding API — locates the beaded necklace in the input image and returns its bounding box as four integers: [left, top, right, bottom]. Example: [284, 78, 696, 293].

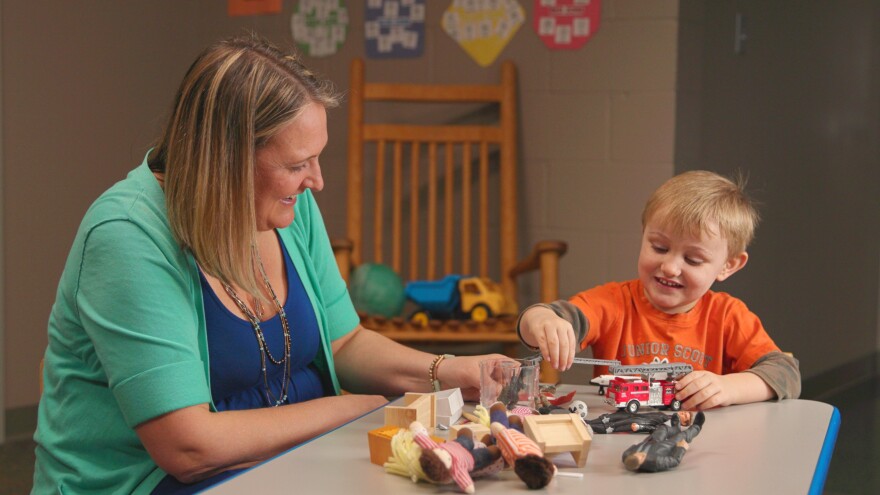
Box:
[222, 250, 291, 407]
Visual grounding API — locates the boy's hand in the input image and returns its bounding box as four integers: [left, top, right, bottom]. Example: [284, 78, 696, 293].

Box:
[675, 370, 775, 410]
[674, 371, 734, 410]
[520, 306, 576, 370]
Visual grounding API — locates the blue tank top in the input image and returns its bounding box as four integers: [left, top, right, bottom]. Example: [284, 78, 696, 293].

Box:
[152, 237, 325, 494]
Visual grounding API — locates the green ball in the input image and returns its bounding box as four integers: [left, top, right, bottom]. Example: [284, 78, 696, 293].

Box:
[349, 263, 405, 318]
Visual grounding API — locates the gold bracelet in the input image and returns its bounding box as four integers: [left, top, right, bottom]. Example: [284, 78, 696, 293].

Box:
[429, 354, 454, 392]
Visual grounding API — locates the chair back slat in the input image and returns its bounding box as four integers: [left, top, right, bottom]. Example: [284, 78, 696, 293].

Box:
[392, 141, 403, 273]
[373, 140, 386, 264]
[444, 142, 454, 274]
[479, 141, 490, 278]
[346, 58, 518, 302]
[426, 142, 438, 280]
[341, 58, 567, 386]
[409, 142, 420, 280]
[461, 142, 472, 276]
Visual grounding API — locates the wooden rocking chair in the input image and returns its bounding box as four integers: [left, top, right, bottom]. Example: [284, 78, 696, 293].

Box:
[333, 58, 567, 380]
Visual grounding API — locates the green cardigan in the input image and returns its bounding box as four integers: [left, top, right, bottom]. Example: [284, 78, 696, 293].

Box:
[32, 157, 359, 494]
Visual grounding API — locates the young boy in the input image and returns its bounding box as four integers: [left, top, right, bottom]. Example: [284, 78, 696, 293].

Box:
[518, 171, 800, 410]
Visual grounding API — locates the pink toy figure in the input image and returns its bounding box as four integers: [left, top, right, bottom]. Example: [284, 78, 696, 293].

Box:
[490, 420, 557, 489]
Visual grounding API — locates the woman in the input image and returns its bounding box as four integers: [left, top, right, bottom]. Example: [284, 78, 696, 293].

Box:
[32, 33, 506, 494]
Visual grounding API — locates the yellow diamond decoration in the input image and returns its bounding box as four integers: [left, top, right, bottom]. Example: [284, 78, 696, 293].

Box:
[442, 0, 525, 67]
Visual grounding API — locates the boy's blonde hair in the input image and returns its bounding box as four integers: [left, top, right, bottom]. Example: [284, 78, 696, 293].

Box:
[641, 170, 760, 257]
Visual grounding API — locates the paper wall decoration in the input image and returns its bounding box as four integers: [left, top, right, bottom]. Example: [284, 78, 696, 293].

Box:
[442, 0, 525, 67]
[228, 0, 281, 17]
[365, 0, 426, 58]
[291, 0, 349, 57]
[534, 0, 601, 50]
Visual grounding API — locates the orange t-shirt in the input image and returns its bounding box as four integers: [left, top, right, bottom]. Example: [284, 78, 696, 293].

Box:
[571, 279, 780, 376]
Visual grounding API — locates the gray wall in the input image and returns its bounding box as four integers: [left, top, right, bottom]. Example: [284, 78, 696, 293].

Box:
[677, 0, 880, 381]
[2, 0, 878, 431]
[0, 0, 297, 414]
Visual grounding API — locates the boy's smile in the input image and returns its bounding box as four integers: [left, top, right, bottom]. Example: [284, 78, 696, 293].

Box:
[637, 220, 747, 314]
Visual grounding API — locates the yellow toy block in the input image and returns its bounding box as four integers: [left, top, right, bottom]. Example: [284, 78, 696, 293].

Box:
[368, 426, 402, 466]
[384, 393, 436, 428]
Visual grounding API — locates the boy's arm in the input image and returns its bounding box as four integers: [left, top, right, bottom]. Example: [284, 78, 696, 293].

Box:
[516, 300, 589, 370]
[743, 351, 802, 400]
[676, 352, 801, 409]
[517, 300, 589, 349]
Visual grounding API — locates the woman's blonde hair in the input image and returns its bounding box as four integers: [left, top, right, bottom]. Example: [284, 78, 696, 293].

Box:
[641, 170, 760, 256]
[149, 33, 339, 299]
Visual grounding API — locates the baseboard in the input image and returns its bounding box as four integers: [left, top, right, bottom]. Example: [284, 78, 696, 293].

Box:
[4, 404, 38, 442]
[801, 351, 879, 401]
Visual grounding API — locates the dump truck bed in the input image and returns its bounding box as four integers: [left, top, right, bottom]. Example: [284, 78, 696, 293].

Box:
[404, 275, 462, 315]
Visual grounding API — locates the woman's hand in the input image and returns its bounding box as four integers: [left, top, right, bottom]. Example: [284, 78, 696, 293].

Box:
[519, 306, 577, 370]
[435, 353, 509, 401]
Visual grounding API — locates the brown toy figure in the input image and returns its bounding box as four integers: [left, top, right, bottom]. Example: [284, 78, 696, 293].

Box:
[621, 411, 706, 472]
[409, 421, 504, 493]
[490, 420, 557, 489]
[587, 410, 694, 434]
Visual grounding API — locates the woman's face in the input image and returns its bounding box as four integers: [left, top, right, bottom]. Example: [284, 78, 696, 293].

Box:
[253, 102, 327, 231]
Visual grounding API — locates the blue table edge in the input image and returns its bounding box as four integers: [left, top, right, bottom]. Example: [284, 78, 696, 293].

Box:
[808, 405, 841, 495]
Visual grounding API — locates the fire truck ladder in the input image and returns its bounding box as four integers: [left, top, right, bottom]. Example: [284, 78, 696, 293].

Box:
[571, 357, 694, 378]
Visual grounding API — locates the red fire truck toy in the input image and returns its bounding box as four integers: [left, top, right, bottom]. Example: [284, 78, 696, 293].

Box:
[571, 358, 694, 414]
[605, 376, 680, 413]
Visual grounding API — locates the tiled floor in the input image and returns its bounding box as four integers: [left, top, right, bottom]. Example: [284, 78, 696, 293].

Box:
[1, 377, 873, 495]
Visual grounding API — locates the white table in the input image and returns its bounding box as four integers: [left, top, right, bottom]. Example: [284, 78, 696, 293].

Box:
[206, 385, 839, 494]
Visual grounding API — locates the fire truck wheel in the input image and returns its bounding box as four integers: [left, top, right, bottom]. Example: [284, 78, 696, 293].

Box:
[670, 399, 682, 411]
[626, 400, 640, 414]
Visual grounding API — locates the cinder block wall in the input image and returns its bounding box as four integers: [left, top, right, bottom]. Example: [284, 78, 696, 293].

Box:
[3, 1, 683, 413]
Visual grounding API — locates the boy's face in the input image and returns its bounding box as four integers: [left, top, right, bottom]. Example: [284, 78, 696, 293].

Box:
[638, 220, 747, 314]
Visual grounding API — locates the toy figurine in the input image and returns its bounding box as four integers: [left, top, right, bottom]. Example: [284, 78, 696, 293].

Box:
[535, 386, 576, 414]
[587, 410, 694, 434]
[489, 402, 525, 432]
[621, 411, 706, 472]
[496, 373, 525, 409]
[383, 428, 431, 483]
[485, 403, 555, 489]
[490, 420, 557, 489]
[461, 404, 491, 428]
[453, 428, 506, 478]
[386, 404, 557, 492]
[409, 421, 504, 493]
